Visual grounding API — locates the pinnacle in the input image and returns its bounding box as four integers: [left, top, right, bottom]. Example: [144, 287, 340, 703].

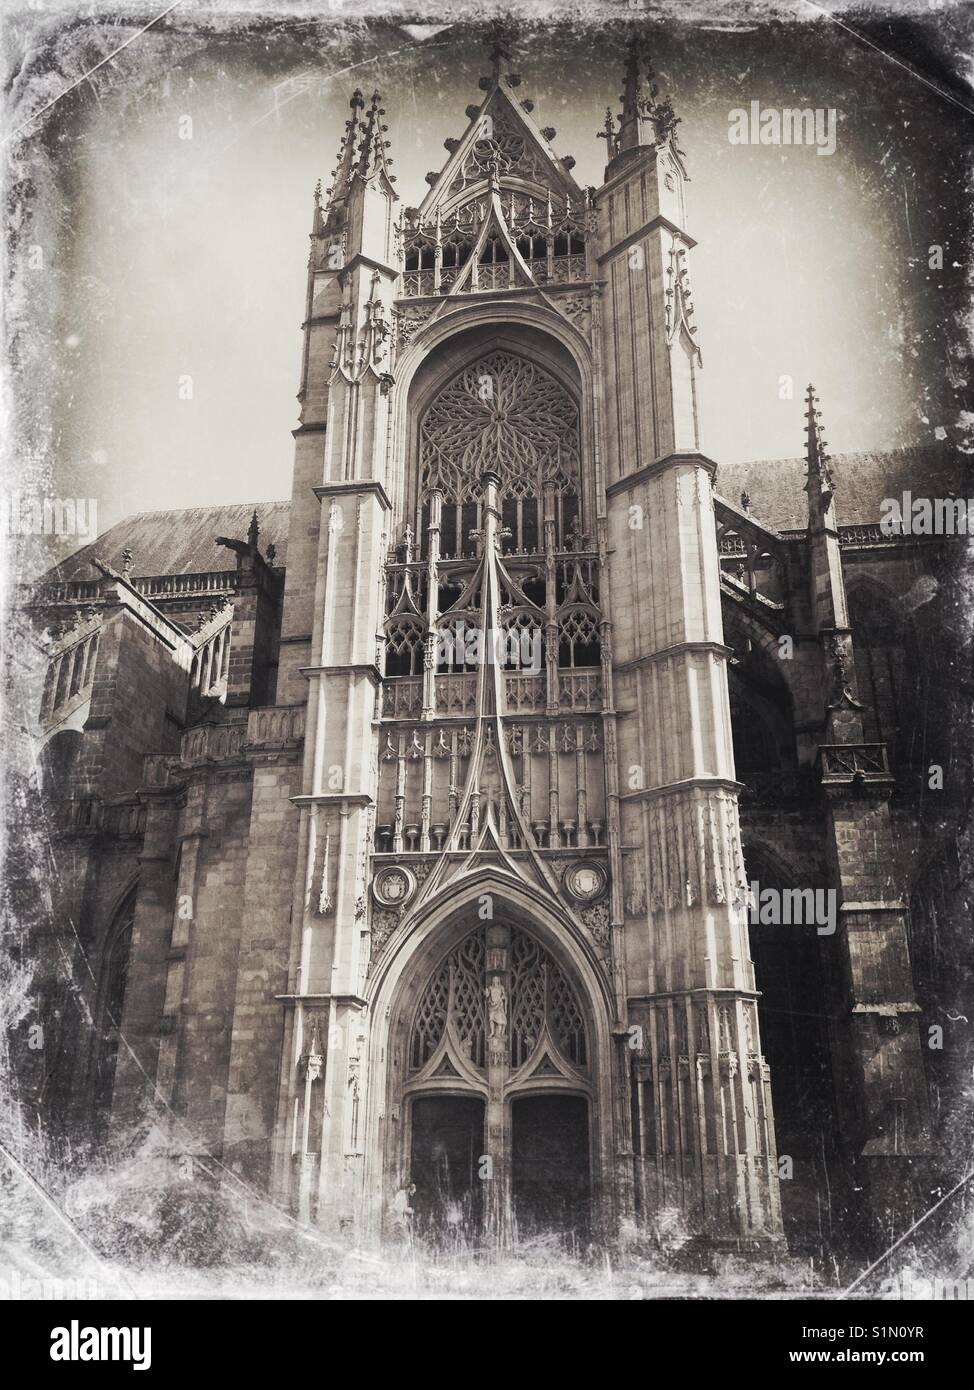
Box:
[804, 386, 835, 498]
[600, 25, 681, 162]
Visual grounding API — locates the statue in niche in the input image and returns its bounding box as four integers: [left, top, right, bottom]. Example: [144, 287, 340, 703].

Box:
[486, 979, 507, 1042]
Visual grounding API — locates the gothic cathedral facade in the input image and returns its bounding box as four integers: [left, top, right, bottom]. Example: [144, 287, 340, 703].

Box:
[25, 41, 962, 1257]
[277, 47, 787, 1245]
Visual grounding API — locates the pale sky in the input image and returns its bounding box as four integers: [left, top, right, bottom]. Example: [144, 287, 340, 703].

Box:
[13, 12, 968, 553]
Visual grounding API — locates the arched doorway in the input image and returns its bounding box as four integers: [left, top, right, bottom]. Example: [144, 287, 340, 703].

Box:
[390, 913, 596, 1242]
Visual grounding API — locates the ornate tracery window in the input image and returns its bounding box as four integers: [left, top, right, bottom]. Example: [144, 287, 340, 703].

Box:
[411, 930, 487, 1071]
[384, 618, 425, 677]
[508, 928, 587, 1068]
[418, 350, 580, 557]
[380, 346, 603, 708]
[408, 923, 588, 1078]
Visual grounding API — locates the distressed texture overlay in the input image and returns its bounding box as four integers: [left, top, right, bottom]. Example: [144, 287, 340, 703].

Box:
[2, 1, 973, 1300]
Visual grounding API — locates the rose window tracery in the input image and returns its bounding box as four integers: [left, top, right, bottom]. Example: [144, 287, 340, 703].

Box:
[471, 131, 526, 173]
[420, 351, 579, 508]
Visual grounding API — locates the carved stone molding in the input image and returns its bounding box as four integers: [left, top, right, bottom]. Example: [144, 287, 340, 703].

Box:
[579, 900, 611, 949]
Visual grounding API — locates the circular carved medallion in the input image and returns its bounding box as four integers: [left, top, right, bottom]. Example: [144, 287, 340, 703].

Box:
[372, 865, 416, 910]
[562, 860, 607, 905]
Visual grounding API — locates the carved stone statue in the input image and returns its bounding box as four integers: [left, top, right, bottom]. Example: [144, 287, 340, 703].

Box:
[486, 979, 507, 1041]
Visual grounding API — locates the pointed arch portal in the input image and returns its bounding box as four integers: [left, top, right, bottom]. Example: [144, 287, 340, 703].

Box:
[383, 907, 600, 1242]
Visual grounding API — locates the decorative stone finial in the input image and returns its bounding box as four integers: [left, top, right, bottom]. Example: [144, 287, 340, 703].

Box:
[804, 384, 835, 503]
[601, 27, 681, 160]
[484, 17, 514, 85]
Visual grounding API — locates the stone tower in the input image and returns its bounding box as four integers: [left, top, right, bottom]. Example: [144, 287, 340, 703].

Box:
[270, 32, 783, 1246]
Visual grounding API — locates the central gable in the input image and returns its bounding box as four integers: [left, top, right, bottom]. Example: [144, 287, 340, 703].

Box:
[401, 78, 591, 300]
[419, 77, 583, 220]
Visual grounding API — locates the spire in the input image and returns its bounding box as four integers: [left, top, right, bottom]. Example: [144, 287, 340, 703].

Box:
[803, 384, 850, 639]
[323, 89, 366, 217]
[804, 384, 835, 509]
[356, 90, 396, 185]
[599, 27, 682, 165]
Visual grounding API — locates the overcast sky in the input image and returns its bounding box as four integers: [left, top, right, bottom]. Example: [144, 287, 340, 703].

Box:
[10, 11, 968, 555]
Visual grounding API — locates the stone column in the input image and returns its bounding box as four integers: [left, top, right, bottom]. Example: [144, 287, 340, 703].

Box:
[285, 480, 389, 1230]
[484, 922, 512, 1241]
[608, 456, 783, 1248]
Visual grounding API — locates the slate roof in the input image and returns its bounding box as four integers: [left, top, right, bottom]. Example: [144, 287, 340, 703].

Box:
[715, 444, 968, 533]
[45, 501, 292, 583]
[42, 445, 969, 585]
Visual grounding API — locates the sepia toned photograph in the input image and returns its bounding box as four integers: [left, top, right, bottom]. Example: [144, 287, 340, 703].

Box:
[1, 0, 973, 1322]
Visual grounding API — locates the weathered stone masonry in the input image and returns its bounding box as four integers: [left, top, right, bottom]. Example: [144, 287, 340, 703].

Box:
[19, 37, 971, 1256]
